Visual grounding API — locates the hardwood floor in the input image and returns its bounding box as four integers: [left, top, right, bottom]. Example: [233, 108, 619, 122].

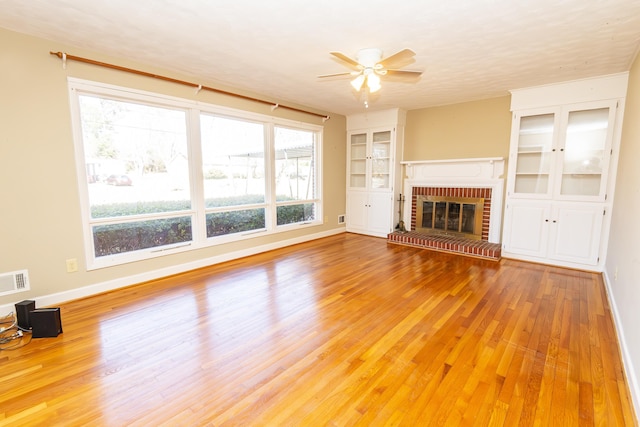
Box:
[0, 233, 636, 426]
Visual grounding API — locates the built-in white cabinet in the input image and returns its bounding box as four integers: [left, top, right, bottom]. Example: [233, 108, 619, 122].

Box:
[502, 74, 628, 271]
[509, 101, 617, 201]
[346, 191, 394, 236]
[503, 200, 604, 266]
[346, 109, 405, 237]
[349, 129, 393, 190]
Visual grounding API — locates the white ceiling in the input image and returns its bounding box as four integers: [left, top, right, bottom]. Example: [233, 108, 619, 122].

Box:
[2, 0, 640, 117]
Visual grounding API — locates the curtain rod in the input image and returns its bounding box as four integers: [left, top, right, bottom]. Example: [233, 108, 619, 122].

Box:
[50, 51, 330, 122]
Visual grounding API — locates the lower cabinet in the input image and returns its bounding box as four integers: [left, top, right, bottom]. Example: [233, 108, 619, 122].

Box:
[346, 191, 394, 238]
[502, 201, 605, 267]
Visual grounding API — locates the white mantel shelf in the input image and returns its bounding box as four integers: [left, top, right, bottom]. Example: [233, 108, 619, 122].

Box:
[401, 157, 505, 181]
[401, 157, 503, 166]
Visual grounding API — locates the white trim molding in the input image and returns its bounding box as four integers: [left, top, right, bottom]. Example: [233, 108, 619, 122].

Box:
[602, 271, 640, 418]
[0, 228, 345, 315]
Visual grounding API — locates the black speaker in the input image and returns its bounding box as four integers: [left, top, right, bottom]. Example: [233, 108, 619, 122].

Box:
[30, 308, 63, 338]
[15, 300, 36, 329]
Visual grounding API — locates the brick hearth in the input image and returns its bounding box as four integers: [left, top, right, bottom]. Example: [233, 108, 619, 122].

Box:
[387, 230, 502, 261]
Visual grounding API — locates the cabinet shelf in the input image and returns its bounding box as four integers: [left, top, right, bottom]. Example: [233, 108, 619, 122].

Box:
[562, 172, 602, 176]
[517, 149, 548, 154]
[516, 172, 551, 176]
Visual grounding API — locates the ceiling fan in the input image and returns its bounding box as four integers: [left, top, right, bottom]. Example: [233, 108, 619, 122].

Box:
[318, 48, 422, 93]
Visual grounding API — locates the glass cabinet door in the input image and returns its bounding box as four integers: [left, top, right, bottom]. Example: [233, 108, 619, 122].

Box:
[559, 107, 611, 197]
[371, 130, 391, 189]
[349, 132, 367, 188]
[513, 113, 555, 195]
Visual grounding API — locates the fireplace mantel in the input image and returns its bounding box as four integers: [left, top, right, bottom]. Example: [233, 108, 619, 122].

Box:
[400, 157, 505, 243]
[401, 157, 504, 181]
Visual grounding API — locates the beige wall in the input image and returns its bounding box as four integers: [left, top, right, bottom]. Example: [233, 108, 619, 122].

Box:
[0, 28, 346, 307]
[605, 53, 640, 410]
[403, 96, 512, 161]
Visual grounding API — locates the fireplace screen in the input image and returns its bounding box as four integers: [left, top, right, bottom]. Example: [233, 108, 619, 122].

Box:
[416, 196, 484, 240]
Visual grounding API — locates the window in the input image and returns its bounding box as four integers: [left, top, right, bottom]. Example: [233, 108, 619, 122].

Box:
[274, 126, 317, 225]
[200, 114, 267, 237]
[69, 79, 322, 269]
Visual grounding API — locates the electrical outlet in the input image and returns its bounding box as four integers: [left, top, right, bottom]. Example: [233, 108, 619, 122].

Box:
[66, 258, 78, 273]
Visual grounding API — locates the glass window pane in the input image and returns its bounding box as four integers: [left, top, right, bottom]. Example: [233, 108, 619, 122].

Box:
[79, 95, 190, 218]
[350, 133, 366, 188]
[93, 216, 192, 257]
[447, 203, 460, 232]
[206, 209, 265, 237]
[275, 127, 315, 202]
[560, 108, 609, 196]
[434, 202, 446, 230]
[422, 202, 433, 228]
[200, 114, 266, 208]
[461, 204, 476, 234]
[514, 113, 554, 195]
[277, 203, 315, 226]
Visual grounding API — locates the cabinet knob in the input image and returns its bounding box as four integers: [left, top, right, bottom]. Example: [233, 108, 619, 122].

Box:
[545, 219, 549, 222]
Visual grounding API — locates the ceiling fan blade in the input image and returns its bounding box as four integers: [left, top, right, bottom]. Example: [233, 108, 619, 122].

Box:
[317, 72, 355, 78]
[377, 48, 416, 69]
[384, 69, 423, 77]
[330, 51, 362, 68]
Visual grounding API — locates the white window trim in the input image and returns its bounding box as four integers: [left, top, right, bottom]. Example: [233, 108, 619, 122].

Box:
[68, 78, 323, 270]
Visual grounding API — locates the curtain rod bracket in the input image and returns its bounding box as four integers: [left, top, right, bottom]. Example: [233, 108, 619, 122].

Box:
[271, 103, 279, 111]
[62, 52, 67, 70]
[195, 84, 202, 94]
[322, 116, 330, 122]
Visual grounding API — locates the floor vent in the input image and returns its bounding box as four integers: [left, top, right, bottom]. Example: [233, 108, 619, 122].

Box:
[0, 270, 30, 297]
[338, 214, 345, 224]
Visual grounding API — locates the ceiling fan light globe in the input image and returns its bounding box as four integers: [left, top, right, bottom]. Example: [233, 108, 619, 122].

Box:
[351, 75, 365, 91]
[367, 73, 381, 92]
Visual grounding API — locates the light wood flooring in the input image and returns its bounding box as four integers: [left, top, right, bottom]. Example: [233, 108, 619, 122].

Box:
[0, 233, 636, 426]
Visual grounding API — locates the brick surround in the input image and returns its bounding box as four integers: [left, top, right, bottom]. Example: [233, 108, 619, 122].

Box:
[410, 186, 492, 241]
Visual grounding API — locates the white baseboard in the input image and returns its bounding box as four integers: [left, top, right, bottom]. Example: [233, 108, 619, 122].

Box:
[0, 228, 345, 315]
[602, 270, 640, 419]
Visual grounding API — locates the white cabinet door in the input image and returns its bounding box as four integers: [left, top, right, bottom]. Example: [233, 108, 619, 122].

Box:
[346, 191, 368, 232]
[503, 201, 550, 258]
[346, 191, 393, 237]
[503, 201, 604, 266]
[509, 111, 558, 199]
[367, 192, 394, 236]
[549, 204, 604, 265]
[348, 132, 368, 189]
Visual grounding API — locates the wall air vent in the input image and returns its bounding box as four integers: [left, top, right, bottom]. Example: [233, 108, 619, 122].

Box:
[0, 270, 30, 297]
[338, 215, 345, 224]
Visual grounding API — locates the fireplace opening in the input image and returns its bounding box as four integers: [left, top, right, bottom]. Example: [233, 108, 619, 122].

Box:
[416, 195, 484, 240]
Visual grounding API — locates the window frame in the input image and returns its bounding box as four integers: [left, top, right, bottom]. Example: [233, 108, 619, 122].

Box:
[68, 78, 323, 270]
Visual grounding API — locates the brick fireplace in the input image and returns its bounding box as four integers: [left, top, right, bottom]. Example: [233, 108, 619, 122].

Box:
[387, 158, 505, 260]
[412, 186, 492, 241]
